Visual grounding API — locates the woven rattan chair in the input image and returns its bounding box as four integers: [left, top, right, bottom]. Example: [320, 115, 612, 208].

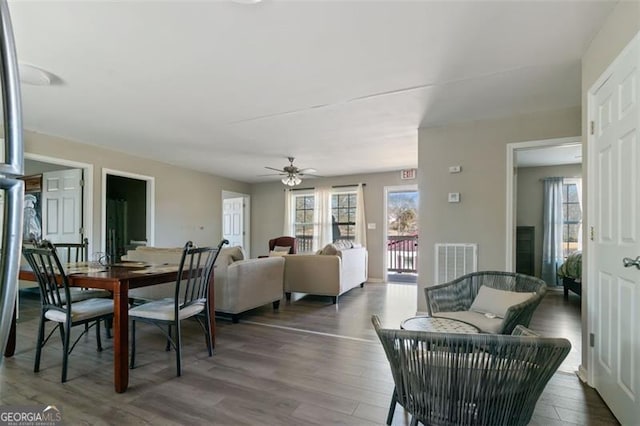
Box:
[424, 271, 547, 334]
[22, 240, 114, 383]
[372, 315, 570, 426]
[129, 240, 225, 376]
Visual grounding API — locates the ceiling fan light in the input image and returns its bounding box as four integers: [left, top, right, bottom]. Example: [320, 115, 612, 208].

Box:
[281, 174, 302, 186]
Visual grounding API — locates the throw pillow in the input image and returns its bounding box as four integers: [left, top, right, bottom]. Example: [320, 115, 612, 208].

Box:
[269, 250, 288, 257]
[469, 286, 536, 318]
[321, 244, 338, 255]
[273, 245, 291, 253]
[223, 246, 245, 262]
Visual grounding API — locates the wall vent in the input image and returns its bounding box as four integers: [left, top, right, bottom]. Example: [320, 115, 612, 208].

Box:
[435, 243, 478, 284]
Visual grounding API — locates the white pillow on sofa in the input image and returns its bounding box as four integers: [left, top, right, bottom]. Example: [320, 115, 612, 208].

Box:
[470, 286, 536, 318]
[269, 250, 288, 257]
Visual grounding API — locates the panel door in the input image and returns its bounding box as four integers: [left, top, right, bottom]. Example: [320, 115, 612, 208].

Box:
[223, 197, 244, 248]
[590, 34, 640, 424]
[42, 169, 83, 245]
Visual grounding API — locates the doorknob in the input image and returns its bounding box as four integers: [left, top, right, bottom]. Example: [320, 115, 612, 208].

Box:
[623, 256, 640, 269]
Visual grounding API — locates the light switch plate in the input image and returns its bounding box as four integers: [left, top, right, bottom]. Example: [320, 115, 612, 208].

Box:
[449, 165, 462, 173]
[448, 192, 460, 203]
[367, 223, 376, 230]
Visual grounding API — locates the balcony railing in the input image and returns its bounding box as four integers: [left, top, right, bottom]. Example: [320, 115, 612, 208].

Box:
[387, 235, 418, 273]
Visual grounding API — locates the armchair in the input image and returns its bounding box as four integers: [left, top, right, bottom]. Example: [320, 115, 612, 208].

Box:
[424, 271, 546, 334]
[372, 315, 570, 426]
[268, 236, 297, 254]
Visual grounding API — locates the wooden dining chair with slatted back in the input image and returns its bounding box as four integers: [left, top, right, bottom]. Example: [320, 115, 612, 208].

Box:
[129, 239, 226, 376]
[22, 240, 114, 382]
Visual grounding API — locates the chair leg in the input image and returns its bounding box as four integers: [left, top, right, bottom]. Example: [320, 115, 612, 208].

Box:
[130, 320, 136, 369]
[272, 300, 280, 310]
[231, 314, 239, 324]
[166, 325, 172, 351]
[33, 315, 46, 373]
[61, 322, 71, 383]
[386, 389, 398, 425]
[175, 321, 182, 377]
[285, 292, 291, 301]
[95, 320, 103, 352]
[410, 416, 419, 426]
[105, 318, 112, 338]
[204, 308, 213, 357]
[331, 296, 338, 304]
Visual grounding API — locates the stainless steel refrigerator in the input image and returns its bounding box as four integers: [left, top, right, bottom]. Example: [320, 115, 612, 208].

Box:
[0, 0, 24, 362]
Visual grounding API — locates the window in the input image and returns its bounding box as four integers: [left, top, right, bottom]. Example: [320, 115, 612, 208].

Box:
[331, 192, 356, 241]
[293, 193, 314, 253]
[562, 180, 582, 258]
[290, 188, 358, 252]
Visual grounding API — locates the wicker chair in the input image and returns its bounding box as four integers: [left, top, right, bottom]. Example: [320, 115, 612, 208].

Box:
[372, 315, 570, 426]
[424, 271, 547, 334]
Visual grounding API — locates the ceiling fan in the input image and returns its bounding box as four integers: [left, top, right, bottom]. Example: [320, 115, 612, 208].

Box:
[264, 157, 318, 186]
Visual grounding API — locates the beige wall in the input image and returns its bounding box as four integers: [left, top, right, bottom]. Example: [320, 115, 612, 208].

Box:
[417, 106, 581, 312]
[249, 171, 416, 281]
[24, 130, 250, 251]
[516, 164, 582, 278]
[581, 2, 640, 376]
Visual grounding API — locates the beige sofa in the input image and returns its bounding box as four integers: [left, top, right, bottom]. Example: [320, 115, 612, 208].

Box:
[122, 245, 284, 322]
[284, 244, 368, 304]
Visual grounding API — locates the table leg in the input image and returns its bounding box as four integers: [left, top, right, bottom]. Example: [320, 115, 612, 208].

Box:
[3, 304, 16, 357]
[113, 282, 129, 393]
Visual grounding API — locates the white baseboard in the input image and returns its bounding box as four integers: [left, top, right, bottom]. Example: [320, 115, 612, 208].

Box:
[367, 278, 384, 283]
[577, 365, 589, 384]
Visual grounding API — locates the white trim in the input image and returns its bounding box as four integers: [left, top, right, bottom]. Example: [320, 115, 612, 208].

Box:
[101, 168, 155, 252]
[504, 136, 581, 271]
[221, 190, 251, 258]
[383, 184, 418, 283]
[24, 153, 94, 248]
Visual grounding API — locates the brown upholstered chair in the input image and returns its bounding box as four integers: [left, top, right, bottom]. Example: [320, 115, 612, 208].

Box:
[268, 236, 297, 254]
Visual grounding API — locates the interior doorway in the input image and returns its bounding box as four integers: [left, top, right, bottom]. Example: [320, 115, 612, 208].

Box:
[101, 169, 154, 261]
[384, 185, 418, 283]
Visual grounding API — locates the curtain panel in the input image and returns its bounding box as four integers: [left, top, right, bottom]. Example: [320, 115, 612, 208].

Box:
[541, 177, 564, 286]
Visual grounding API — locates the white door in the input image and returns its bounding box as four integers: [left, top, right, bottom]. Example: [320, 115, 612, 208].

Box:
[223, 197, 244, 248]
[589, 34, 640, 424]
[42, 169, 83, 245]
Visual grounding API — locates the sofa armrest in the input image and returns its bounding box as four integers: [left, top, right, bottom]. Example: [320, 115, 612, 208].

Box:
[284, 255, 341, 295]
[215, 256, 284, 313]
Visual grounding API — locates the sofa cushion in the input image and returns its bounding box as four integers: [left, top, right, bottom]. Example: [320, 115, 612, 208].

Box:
[433, 311, 503, 334]
[470, 286, 536, 318]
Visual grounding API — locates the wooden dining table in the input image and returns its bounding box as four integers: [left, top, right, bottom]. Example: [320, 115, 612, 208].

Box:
[4, 263, 216, 393]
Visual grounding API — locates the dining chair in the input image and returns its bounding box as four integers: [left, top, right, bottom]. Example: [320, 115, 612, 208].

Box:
[372, 315, 571, 426]
[129, 240, 225, 376]
[22, 240, 114, 383]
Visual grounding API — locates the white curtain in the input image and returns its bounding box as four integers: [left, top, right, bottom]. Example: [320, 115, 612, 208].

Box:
[541, 177, 564, 286]
[354, 183, 367, 247]
[574, 178, 583, 249]
[313, 186, 332, 251]
[283, 189, 293, 236]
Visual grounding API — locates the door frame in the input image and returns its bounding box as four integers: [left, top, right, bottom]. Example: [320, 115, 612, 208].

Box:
[383, 184, 418, 283]
[221, 190, 250, 258]
[101, 168, 155, 252]
[24, 153, 93, 246]
[504, 136, 582, 271]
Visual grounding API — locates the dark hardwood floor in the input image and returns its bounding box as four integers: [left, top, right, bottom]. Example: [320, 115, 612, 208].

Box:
[0, 283, 618, 425]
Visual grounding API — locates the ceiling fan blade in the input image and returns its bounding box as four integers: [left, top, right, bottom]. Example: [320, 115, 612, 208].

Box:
[264, 166, 285, 172]
[298, 168, 317, 174]
[258, 172, 286, 176]
[299, 172, 324, 178]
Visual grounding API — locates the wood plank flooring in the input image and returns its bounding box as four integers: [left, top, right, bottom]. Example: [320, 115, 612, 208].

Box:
[0, 283, 618, 425]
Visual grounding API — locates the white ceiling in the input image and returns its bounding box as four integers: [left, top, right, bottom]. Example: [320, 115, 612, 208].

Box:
[8, 1, 616, 183]
[517, 144, 582, 167]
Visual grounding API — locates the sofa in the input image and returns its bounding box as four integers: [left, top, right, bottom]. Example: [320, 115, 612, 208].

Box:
[122, 245, 285, 322]
[284, 242, 368, 304]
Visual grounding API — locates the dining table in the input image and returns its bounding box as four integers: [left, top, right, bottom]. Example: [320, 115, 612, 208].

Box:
[4, 262, 216, 393]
